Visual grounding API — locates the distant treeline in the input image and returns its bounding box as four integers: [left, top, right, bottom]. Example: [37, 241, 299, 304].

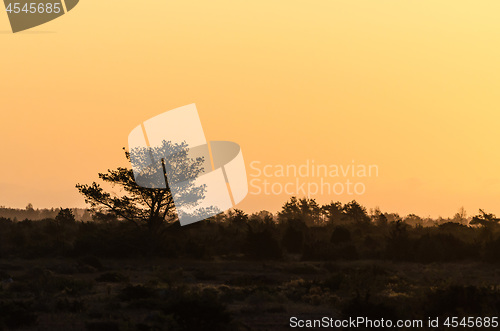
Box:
[0, 204, 92, 222]
[0, 197, 499, 263]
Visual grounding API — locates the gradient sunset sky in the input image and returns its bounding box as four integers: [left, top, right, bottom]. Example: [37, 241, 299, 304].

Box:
[1, 0, 500, 218]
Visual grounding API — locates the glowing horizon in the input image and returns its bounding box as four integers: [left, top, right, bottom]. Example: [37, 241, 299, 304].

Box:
[1, 0, 500, 218]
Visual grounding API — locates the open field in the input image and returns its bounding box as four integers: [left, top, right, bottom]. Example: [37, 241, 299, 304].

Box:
[1, 258, 499, 330]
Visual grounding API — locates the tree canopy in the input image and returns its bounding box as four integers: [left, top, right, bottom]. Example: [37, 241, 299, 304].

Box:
[76, 141, 206, 232]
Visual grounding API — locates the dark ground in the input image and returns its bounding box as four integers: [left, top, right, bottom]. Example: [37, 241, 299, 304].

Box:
[1, 258, 499, 330]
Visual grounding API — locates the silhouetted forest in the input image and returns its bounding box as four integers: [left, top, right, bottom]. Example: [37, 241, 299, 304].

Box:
[0, 198, 499, 263]
[0, 205, 92, 222]
[1, 198, 500, 330]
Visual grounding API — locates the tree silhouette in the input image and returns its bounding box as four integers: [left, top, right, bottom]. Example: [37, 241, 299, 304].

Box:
[371, 207, 388, 226]
[322, 201, 344, 224]
[55, 208, 76, 225]
[278, 197, 321, 226]
[343, 200, 370, 224]
[76, 141, 207, 233]
[470, 209, 500, 228]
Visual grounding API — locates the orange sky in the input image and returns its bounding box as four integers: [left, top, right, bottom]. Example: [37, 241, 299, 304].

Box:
[1, 0, 500, 218]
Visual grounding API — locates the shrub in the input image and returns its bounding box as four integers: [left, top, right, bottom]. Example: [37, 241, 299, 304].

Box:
[163, 290, 232, 331]
[242, 230, 282, 260]
[119, 285, 157, 301]
[424, 285, 500, 317]
[330, 226, 351, 244]
[0, 301, 37, 329]
[282, 225, 304, 253]
[85, 321, 121, 331]
[96, 272, 129, 283]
